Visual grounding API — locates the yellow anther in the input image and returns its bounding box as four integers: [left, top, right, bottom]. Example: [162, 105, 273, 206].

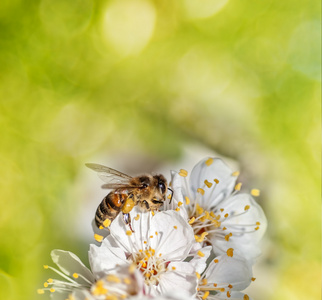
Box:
[244, 205, 250, 211]
[151, 210, 155, 216]
[234, 183, 242, 191]
[202, 291, 210, 299]
[195, 272, 201, 279]
[123, 277, 131, 284]
[106, 274, 121, 283]
[232, 171, 240, 177]
[155, 231, 158, 235]
[195, 231, 209, 242]
[202, 278, 208, 285]
[227, 291, 231, 298]
[99, 225, 104, 230]
[167, 194, 172, 199]
[172, 266, 176, 270]
[178, 201, 183, 206]
[256, 221, 261, 225]
[185, 196, 190, 205]
[205, 158, 214, 166]
[47, 278, 53, 283]
[159, 253, 162, 257]
[224, 213, 229, 218]
[134, 214, 140, 220]
[145, 273, 151, 278]
[103, 219, 111, 227]
[43, 282, 48, 287]
[196, 203, 204, 215]
[94, 234, 103, 243]
[72, 273, 79, 279]
[189, 217, 195, 224]
[244, 295, 250, 300]
[204, 180, 212, 188]
[197, 250, 205, 257]
[251, 189, 260, 197]
[179, 169, 188, 177]
[150, 235, 153, 238]
[126, 230, 132, 236]
[50, 288, 55, 293]
[214, 178, 219, 184]
[227, 248, 234, 257]
[228, 284, 233, 289]
[220, 208, 224, 212]
[220, 288, 225, 292]
[251, 277, 256, 281]
[222, 226, 227, 230]
[214, 259, 219, 263]
[225, 233, 232, 241]
[197, 188, 205, 195]
[210, 211, 215, 217]
[43, 265, 49, 269]
[37, 289, 45, 294]
[144, 241, 147, 244]
[255, 226, 259, 231]
[173, 226, 177, 229]
[175, 207, 180, 212]
[129, 263, 136, 273]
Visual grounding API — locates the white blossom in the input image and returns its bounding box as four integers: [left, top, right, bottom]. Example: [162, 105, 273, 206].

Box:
[164, 157, 267, 261]
[89, 208, 211, 297]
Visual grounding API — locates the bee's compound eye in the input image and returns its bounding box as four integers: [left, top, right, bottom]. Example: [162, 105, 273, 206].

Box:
[158, 182, 166, 194]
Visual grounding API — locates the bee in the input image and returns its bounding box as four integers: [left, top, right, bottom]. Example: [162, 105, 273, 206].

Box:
[86, 163, 171, 231]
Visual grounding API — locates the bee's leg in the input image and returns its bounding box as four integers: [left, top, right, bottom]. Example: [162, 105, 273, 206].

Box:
[122, 212, 134, 232]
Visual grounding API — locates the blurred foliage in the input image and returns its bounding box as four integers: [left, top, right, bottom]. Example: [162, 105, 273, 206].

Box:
[0, 0, 320, 299]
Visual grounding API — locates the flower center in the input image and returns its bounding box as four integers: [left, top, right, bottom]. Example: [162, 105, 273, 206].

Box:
[132, 247, 167, 286]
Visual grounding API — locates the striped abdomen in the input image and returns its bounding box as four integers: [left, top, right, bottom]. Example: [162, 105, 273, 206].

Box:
[95, 191, 128, 228]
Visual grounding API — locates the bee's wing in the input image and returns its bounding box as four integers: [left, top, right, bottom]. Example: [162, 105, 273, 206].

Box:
[85, 163, 132, 185]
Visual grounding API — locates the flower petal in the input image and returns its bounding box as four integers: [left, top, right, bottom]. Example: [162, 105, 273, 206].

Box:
[205, 254, 252, 291]
[189, 158, 237, 208]
[149, 210, 194, 260]
[158, 263, 198, 297]
[51, 250, 94, 283]
[89, 236, 127, 278]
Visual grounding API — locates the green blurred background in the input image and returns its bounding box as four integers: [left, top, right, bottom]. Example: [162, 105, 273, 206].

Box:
[0, 0, 320, 299]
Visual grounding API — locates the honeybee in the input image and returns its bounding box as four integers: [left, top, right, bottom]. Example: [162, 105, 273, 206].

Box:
[86, 163, 171, 231]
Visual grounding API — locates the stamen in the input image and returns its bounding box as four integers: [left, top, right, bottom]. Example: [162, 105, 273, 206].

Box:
[99, 226, 104, 230]
[232, 171, 240, 177]
[202, 291, 210, 299]
[197, 250, 205, 257]
[227, 248, 234, 257]
[126, 230, 132, 236]
[244, 295, 250, 300]
[251, 189, 260, 196]
[214, 179, 219, 184]
[234, 183, 242, 191]
[178, 201, 183, 206]
[213, 259, 219, 263]
[189, 217, 195, 224]
[37, 289, 44, 294]
[244, 205, 250, 211]
[50, 288, 55, 293]
[251, 277, 256, 281]
[197, 188, 205, 195]
[196, 272, 201, 279]
[185, 196, 190, 205]
[72, 273, 78, 279]
[179, 169, 188, 177]
[224, 233, 232, 241]
[227, 291, 231, 298]
[205, 158, 214, 166]
[204, 180, 212, 188]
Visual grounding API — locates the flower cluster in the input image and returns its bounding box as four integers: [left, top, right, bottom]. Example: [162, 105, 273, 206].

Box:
[39, 157, 267, 300]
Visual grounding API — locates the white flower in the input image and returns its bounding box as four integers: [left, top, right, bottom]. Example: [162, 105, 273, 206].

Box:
[165, 157, 267, 261]
[196, 251, 253, 300]
[89, 207, 211, 298]
[38, 250, 142, 300]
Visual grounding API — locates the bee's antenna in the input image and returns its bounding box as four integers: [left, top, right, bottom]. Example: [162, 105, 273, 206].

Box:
[168, 188, 173, 204]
